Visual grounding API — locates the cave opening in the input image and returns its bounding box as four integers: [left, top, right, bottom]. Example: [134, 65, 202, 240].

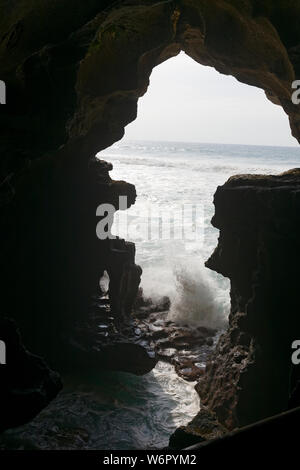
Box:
[89, 51, 300, 448]
[2, 0, 300, 452]
[97, 51, 296, 332]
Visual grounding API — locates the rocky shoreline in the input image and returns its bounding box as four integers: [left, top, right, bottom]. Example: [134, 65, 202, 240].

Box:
[1, 0, 300, 453]
[0, 294, 216, 450]
[133, 292, 218, 382]
[0, 318, 62, 434]
[0, 287, 220, 449]
[168, 169, 300, 448]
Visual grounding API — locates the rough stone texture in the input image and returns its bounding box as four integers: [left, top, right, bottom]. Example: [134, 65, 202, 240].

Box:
[1, 0, 300, 434]
[133, 303, 216, 380]
[3, 156, 142, 364]
[169, 407, 226, 449]
[0, 318, 62, 433]
[196, 169, 300, 430]
[1, 0, 300, 355]
[1, 0, 300, 178]
[61, 286, 158, 376]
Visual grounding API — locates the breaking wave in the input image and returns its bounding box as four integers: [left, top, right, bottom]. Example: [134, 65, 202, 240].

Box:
[169, 260, 228, 329]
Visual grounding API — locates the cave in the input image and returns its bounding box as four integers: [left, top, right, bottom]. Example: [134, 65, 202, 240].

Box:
[1, 0, 300, 456]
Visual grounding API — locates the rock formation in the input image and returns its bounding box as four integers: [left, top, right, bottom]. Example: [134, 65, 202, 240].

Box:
[0, 318, 62, 433]
[1, 0, 300, 438]
[169, 406, 227, 449]
[168, 169, 300, 447]
[196, 169, 300, 429]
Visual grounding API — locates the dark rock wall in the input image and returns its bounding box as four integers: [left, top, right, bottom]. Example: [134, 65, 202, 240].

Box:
[198, 170, 300, 429]
[9, 156, 140, 360]
[1, 0, 300, 431]
[0, 318, 62, 433]
[1, 0, 300, 176]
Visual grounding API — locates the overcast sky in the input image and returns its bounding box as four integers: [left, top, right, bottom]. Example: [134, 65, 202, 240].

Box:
[124, 52, 298, 147]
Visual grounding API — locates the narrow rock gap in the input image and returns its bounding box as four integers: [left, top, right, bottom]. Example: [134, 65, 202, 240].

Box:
[90, 50, 299, 447]
[1, 0, 300, 452]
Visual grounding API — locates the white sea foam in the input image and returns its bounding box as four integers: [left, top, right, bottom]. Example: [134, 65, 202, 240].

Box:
[98, 140, 300, 329]
[169, 260, 228, 329]
[1, 362, 200, 450]
[4, 140, 298, 451]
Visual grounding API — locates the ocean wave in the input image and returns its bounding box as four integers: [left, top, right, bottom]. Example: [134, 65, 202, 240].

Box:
[99, 153, 242, 173]
[168, 260, 229, 329]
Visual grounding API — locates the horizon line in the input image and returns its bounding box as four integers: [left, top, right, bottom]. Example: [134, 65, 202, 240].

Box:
[121, 137, 300, 150]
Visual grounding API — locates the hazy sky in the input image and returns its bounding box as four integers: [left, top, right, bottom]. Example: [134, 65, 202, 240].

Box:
[124, 52, 298, 147]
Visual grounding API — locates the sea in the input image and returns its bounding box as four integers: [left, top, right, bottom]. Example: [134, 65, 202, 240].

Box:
[99, 139, 300, 329]
[2, 140, 299, 450]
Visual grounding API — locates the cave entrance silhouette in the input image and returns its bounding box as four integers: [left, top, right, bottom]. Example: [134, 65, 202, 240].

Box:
[97, 51, 296, 331]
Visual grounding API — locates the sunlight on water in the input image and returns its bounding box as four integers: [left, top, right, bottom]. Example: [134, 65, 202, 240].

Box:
[1, 362, 199, 450]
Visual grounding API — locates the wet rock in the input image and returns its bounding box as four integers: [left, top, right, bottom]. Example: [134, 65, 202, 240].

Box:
[169, 408, 226, 449]
[151, 328, 169, 341]
[199, 170, 300, 430]
[156, 348, 177, 361]
[134, 292, 171, 318]
[60, 299, 158, 376]
[1, 0, 300, 444]
[107, 239, 142, 322]
[95, 342, 157, 376]
[0, 318, 62, 433]
[174, 358, 206, 382]
[134, 309, 217, 377]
